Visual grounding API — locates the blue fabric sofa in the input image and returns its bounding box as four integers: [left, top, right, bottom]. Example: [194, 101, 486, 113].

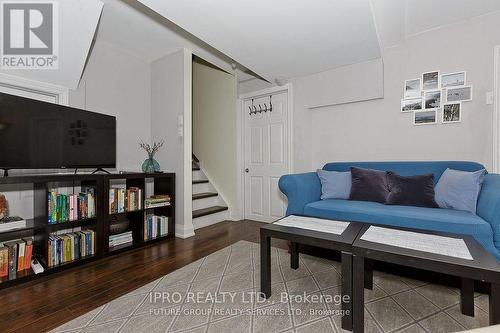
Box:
[278, 161, 500, 260]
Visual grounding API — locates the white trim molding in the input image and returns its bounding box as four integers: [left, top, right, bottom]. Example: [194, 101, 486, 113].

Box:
[494, 46, 500, 172]
[0, 73, 69, 105]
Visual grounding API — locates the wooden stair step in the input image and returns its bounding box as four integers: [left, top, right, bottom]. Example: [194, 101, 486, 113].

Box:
[193, 179, 209, 184]
[192, 166, 200, 171]
[193, 192, 218, 200]
[193, 206, 228, 218]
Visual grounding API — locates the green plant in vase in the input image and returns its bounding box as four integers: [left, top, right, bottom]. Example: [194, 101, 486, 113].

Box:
[139, 140, 164, 173]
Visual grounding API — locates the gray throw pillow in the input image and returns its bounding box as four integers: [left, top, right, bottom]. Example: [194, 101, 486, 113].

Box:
[317, 169, 352, 200]
[435, 168, 486, 214]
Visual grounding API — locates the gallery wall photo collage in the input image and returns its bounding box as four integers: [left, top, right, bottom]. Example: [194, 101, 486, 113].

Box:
[401, 70, 472, 125]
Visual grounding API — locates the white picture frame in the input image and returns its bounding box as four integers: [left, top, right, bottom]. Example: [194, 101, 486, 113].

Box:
[404, 78, 421, 99]
[422, 71, 440, 90]
[442, 102, 461, 124]
[414, 109, 438, 126]
[401, 97, 423, 112]
[441, 71, 466, 88]
[424, 90, 441, 109]
[446, 86, 473, 102]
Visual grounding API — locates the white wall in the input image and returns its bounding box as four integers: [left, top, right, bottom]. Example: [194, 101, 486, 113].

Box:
[290, 11, 500, 172]
[151, 49, 194, 238]
[192, 60, 237, 213]
[69, 40, 152, 171]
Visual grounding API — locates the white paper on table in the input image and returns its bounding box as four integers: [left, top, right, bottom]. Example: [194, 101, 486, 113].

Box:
[360, 226, 473, 260]
[274, 215, 350, 235]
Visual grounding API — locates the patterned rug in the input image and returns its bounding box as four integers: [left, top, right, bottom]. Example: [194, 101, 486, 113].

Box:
[51, 240, 490, 333]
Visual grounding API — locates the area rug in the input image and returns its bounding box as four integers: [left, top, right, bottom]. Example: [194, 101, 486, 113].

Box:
[51, 240, 490, 333]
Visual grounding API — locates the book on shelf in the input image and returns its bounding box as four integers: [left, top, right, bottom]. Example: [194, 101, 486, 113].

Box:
[144, 214, 169, 241]
[144, 194, 171, 209]
[0, 216, 27, 232]
[109, 231, 133, 248]
[47, 229, 95, 267]
[109, 187, 142, 214]
[48, 189, 96, 224]
[1, 237, 34, 279]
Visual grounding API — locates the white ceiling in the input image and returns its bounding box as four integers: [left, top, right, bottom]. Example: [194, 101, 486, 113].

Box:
[95, 0, 500, 84]
[96, 0, 239, 77]
[372, 0, 500, 48]
[136, 0, 382, 83]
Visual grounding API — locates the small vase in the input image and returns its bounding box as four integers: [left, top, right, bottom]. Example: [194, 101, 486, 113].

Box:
[142, 156, 160, 173]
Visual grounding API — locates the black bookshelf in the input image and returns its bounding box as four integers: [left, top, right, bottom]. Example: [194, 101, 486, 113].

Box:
[0, 172, 175, 289]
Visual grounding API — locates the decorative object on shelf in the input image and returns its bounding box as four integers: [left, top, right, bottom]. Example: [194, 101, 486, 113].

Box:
[0, 216, 26, 232]
[140, 140, 164, 173]
[109, 215, 130, 235]
[0, 193, 8, 220]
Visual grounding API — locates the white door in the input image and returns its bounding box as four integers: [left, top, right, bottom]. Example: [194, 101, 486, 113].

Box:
[244, 91, 289, 222]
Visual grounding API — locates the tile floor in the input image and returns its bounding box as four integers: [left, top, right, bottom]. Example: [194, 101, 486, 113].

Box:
[50, 241, 490, 333]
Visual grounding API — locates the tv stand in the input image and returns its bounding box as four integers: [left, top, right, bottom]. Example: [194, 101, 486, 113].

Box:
[91, 168, 111, 174]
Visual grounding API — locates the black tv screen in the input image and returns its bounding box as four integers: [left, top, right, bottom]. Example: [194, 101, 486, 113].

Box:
[0, 92, 116, 170]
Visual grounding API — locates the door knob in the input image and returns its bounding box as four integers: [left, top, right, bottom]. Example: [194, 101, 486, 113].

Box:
[245, 168, 249, 173]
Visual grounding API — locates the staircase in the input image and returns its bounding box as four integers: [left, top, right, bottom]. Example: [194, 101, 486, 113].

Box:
[192, 156, 229, 229]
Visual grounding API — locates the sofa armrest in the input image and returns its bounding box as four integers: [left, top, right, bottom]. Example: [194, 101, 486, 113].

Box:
[279, 172, 321, 216]
[477, 174, 500, 250]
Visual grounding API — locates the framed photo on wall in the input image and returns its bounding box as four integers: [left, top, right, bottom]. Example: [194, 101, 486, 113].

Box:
[401, 97, 423, 112]
[442, 102, 461, 123]
[424, 90, 441, 109]
[441, 72, 466, 88]
[414, 110, 438, 125]
[446, 86, 473, 102]
[404, 78, 421, 98]
[422, 71, 440, 90]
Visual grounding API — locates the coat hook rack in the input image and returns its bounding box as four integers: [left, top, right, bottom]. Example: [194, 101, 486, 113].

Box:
[248, 95, 274, 115]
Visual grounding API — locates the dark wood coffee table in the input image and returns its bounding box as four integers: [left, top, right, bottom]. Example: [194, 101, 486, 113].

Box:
[351, 224, 500, 333]
[260, 217, 363, 331]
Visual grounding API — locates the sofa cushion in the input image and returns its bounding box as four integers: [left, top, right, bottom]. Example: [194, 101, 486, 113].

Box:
[303, 199, 499, 259]
[386, 172, 438, 208]
[435, 168, 486, 214]
[349, 167, 389, 203]
[317, 169, 351, 200]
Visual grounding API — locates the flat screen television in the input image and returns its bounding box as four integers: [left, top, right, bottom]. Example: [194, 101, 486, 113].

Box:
[0, 92, 116, 171]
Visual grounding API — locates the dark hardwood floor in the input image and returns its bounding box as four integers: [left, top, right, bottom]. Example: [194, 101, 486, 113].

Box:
[0, 220, 287, 333]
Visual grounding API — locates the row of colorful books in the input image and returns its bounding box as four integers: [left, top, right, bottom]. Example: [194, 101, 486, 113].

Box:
[0, 238, 33, 279]
[109, 231, 133, 248]
[48, 189, 96, 224]
[109, 187, 142, 214]
[144, 214, 169, 241]
[48, 229, 95, 267]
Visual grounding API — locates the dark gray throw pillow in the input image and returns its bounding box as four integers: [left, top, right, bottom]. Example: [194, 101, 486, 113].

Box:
[385, 172, 438, 208]
[349, 167, 389, 203]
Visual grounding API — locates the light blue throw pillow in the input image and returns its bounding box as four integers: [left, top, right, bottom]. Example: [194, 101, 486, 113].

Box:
[435, 168, 486, 214]
[317, 169, 352, 200]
